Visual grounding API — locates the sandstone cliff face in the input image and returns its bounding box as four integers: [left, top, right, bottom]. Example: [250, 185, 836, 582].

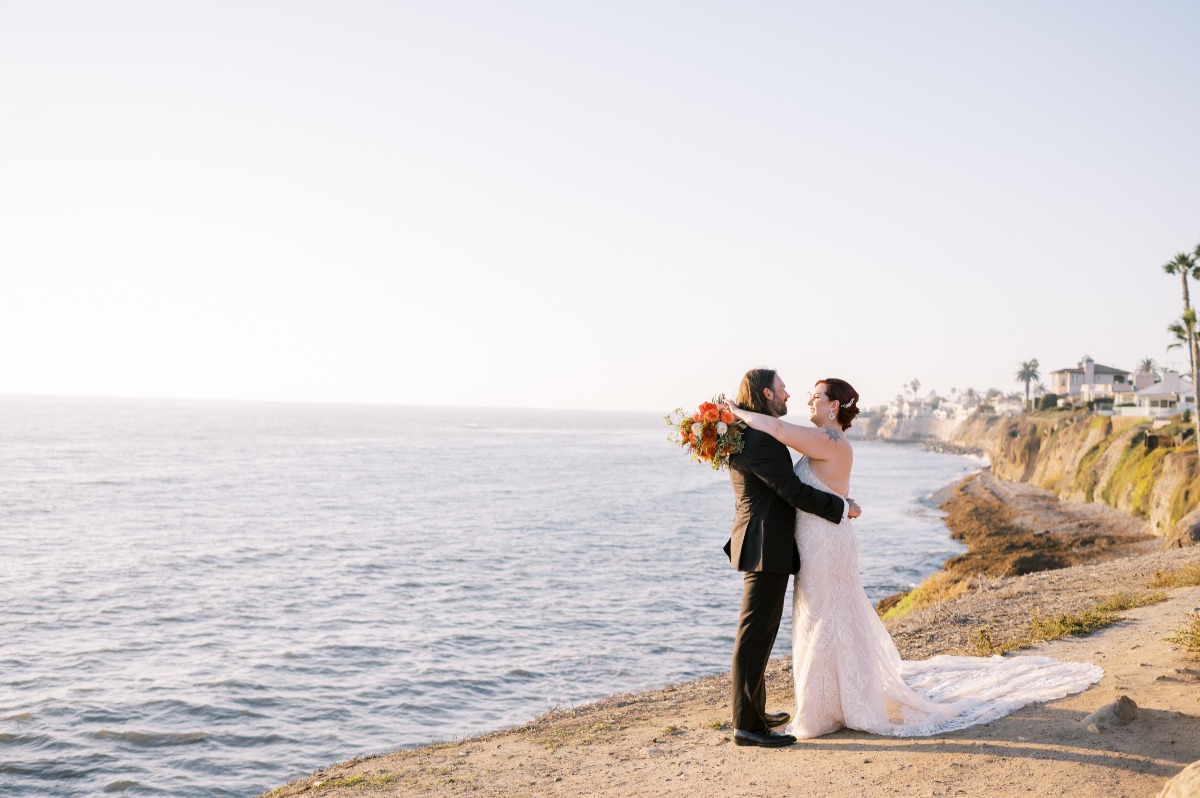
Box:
[852, 414, 960, 441]
[949, 412, 1199, 545]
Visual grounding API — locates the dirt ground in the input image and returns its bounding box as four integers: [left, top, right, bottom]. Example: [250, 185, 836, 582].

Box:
[260, 473, 1200, 798]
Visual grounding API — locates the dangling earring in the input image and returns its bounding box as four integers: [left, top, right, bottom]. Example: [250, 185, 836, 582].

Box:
[828, 409, 836, 421]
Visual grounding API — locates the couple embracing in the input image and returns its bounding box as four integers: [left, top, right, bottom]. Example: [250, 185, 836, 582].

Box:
[722, 367, 1104, 748]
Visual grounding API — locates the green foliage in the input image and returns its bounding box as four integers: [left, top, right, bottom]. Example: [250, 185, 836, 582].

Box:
[1038, 393, 1059, 411]
[880, 571, 969, 621]
[1093, 591, 1167, 613]
[1027, 607, 1119, 639]
[1100, 432, 1165, 517]
[311, 773, 402, 791]
[1076, 443, 1106, 503]
[968, 592, 1165, 656]
[1168, 470, 1198, 528]
[1167, 612, 1200, 656]
[968, 626, 1011, 656]
[530, 719, 624, 750]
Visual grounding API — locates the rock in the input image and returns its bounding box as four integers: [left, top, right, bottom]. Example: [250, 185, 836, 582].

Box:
[1164, 508, 1200, 548]
[1157, 759, 1200, 798]
[1083, 695, 1139, 731]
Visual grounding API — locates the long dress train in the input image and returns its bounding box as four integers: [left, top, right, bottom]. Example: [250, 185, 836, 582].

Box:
[787, 456, 1103, 739]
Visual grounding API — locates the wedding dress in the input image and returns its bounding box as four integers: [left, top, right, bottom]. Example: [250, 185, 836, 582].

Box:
[787, 456, 1103, 738]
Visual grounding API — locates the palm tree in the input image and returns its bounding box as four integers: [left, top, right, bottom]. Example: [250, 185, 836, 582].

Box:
[1168, 309, 1198, 368]
[964, 387, 979, 405]
[1163, 251, 1198, 311]
[1034, 381, 1047, 398]
[1163, 250, 1200, 443]
[909, 378, 921, 399]
[1137, 357, 1159, 381]
[1015, 359, 1040, 410]
[1168, 317, 1193, 367]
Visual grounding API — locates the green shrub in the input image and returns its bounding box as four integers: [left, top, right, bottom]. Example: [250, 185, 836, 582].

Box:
[1167, 612, 1200, 657]
[1038, 393, 1059, 411]
[1076, 443, 1105, 502]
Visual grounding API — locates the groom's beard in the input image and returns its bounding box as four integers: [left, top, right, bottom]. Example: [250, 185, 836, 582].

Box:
[770, 396, 788, 418]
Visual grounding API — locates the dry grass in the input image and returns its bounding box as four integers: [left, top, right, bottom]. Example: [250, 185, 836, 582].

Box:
[1167, 612, 1200, 657]
[967, 591, 1168, 656]
[1150, 561, 1200, 590]
[527, 718, 625, 750]
[881, 571, 971, 621]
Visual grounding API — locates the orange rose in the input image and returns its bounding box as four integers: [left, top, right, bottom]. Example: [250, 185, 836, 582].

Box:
[703, 407, 720, 423]
[720, 410, 734, 424]
[692, 412, 702, 423]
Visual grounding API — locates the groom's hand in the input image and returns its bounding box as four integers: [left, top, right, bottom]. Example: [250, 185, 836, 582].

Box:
[847, 498, 861, 519]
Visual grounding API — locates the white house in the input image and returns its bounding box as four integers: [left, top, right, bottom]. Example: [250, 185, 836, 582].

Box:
[1129, 370, 1195, 417]
[1049, 355, 1132, 402]
[991, 395, 1025, 416]
[886, 392, 941, 419]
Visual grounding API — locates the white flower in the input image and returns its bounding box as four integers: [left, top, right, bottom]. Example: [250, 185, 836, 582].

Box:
[691, 422, 703, 436]
[717, 421, 728, 435]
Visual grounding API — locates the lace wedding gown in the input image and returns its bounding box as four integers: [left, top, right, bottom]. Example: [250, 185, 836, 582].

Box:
[787, 456, 1103, 739]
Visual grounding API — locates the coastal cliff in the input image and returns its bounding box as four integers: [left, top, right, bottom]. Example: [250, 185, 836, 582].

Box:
[853, 412, 960, 442]
[949, 412, 1200, 548]
[861, 408, 1200, 548]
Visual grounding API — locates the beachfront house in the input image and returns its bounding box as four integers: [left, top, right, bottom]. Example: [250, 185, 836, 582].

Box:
[1120, 370, 1196, 418]
[933, 400, 966, 421]
[1112, 369, 1159, 405]
[888, 391, 945, 419]
[1048, 356, 1132, 403]
[992, 395, 1025, 416]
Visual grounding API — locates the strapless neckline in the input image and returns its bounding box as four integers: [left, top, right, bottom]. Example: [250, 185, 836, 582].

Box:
[794, 455, 844, 498]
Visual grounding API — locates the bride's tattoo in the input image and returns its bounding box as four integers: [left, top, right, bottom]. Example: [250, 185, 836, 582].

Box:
[823, 428, 843, 442]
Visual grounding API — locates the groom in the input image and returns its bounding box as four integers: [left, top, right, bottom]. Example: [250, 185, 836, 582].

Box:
[724, 368, 860, 748]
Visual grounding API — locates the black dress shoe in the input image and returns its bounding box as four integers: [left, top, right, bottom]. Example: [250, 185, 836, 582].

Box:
[764, 711, 791, 726]
[733, 728, 797, 748]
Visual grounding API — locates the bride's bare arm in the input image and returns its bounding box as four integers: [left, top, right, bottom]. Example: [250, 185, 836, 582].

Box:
[728, 404, 848, 461]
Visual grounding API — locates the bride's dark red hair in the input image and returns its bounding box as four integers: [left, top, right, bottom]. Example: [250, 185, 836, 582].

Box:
[819, 378, 860, 431]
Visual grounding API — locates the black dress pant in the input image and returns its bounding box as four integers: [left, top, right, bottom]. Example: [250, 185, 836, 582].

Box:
[731, 570, 790, 731]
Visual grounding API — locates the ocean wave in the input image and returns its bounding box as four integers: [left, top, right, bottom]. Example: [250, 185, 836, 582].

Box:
[92, 729, 211, 747]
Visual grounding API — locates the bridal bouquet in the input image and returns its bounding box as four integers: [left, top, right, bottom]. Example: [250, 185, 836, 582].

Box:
[664, 394, 747, 471]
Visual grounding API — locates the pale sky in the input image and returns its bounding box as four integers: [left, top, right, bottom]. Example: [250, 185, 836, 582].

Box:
[3, 2, 1199, 412]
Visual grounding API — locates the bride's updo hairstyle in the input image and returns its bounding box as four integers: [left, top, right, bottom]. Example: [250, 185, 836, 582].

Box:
[737, 367, 777, 415]
[820, 378, 860, 431]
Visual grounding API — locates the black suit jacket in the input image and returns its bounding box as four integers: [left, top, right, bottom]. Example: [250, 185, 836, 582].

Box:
[724, 427, 845, 574]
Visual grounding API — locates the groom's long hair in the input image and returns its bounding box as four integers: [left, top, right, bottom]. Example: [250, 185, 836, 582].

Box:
[736, 368, 777, 415]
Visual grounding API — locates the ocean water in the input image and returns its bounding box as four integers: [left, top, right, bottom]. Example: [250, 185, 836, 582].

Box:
[0, 398, 981, 797]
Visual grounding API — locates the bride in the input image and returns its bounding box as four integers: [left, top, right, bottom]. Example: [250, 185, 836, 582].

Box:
[730, 378, 1103, 738]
